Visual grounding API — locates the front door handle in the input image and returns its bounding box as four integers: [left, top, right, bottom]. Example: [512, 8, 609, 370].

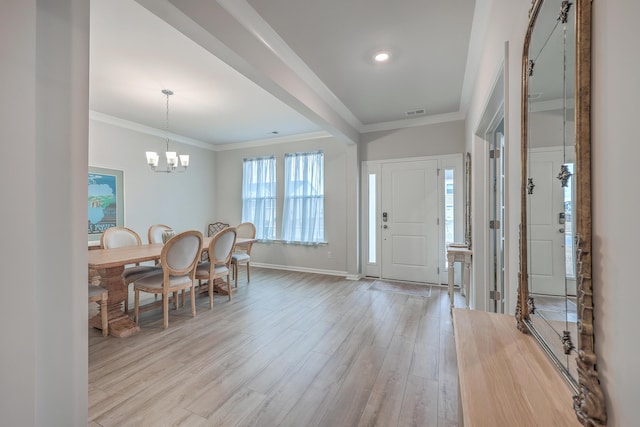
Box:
[383, 225, 388, 229]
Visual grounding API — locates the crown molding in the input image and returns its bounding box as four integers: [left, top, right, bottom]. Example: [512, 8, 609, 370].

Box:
[213, 131, 332, 151]
[89, 110, 215, 151]
[90, 110, 332, 151]
[360, 111, 466, 134]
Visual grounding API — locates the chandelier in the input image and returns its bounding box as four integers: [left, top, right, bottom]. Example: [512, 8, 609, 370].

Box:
[145, 89, 189, 173]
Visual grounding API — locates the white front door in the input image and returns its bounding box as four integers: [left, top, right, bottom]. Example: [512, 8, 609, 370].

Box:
[528, 148, 567, 296]
[380, 160, 439, 283]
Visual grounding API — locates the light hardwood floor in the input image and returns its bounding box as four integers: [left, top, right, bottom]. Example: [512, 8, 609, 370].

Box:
[89, 268, 463, 427]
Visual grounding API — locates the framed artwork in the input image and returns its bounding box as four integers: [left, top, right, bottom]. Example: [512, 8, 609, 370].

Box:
[88, 166, 124, 241]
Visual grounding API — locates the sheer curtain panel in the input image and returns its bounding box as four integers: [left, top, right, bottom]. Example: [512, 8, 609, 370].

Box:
[282, 151, 325, 244]
[241, 156, 276, 240]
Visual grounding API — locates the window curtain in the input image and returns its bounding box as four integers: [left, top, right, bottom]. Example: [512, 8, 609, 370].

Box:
[282, 151, 325, 244]
[242, 156, 276, 240]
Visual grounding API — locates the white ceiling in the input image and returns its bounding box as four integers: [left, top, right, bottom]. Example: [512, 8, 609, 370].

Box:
[89, 0, 477, 148]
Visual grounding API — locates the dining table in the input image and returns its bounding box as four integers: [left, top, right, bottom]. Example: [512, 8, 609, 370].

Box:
[88, 236, 256, 337]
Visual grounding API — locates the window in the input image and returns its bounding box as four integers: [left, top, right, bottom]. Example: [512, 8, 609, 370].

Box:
[368, 173, 377, 263]
[444, 168, 455, 259]
[281, 151, 325, 244]
[564, 163, 575, 278]
[241, 156, 276, 240]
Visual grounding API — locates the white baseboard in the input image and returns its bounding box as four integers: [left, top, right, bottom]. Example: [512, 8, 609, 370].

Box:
[251, 262, 349, 278]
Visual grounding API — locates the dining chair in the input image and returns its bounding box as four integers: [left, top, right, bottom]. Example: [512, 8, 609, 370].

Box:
[133, 230, 203, 329]
[201, 221, 229, 262]
[148, 223, 173, 274]
[148, 224, 173, 244]
[88, 282, 109, 337]
[208, 221, 230, 236]
[100, 226, 159, 312]
[195, 227, 237, 308]
[231, 222, 256, 287]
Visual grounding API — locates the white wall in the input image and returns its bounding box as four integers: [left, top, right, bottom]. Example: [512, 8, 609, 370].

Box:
[89, 119, 217, 239]
[1, 2, 37, 425]
[465, 0, 529, 316]
[215, 136, 351, 274]
[592, 1, 640, 425]
[0, 1, 89, 425]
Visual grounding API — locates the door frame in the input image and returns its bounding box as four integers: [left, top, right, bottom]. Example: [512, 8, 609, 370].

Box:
[472, 43, 509, 312]
[486, 115, 506, 313]
[361, 154, 463, 283]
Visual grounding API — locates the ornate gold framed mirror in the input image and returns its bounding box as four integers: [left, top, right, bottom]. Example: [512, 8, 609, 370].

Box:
[517, 0, 606, 425]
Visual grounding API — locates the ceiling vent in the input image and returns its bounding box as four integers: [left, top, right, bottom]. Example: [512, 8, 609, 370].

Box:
[405, 108, 426, 117]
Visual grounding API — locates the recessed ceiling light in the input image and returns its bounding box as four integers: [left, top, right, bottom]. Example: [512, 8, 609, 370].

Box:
[373, 51, 391, 63]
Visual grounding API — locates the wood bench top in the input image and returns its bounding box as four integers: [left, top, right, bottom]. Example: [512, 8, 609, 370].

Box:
[452, 309, 580, 427]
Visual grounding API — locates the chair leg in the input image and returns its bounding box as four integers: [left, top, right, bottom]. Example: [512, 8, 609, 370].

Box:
[246, 262, 250, 283]
[163, 293, 169, 329]
[226, 273, 232, 301]
[190, 284, 196, 317]
[124, 284, 129, 312]
[234, 264, 239, 288]
[100, 294, 108, 337]
[208, 279, 214, 309]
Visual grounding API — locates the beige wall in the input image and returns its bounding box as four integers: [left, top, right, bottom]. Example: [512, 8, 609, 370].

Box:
[89, 119, 217, 239]
[360, 120, 465, 161]
[214, 136, 351, 274]
[213, 121, 465, 275]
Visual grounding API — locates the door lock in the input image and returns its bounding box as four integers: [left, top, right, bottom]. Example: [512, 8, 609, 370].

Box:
[382, 212, 388, 222]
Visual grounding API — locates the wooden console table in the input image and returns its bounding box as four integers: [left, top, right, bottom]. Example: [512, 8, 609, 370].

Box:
[447, 245, 472, 311]
[452, 309, 579, 426]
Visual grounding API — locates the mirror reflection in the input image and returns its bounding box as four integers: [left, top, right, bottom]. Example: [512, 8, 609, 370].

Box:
[526, 0, 577, 383]
[521, 1, 606, 423]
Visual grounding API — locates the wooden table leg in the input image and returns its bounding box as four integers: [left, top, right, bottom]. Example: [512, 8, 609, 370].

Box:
[464, 255, 471, 309]
[89, 265, 140, 337]
[448, 254, 455, 313]
[212, 277, 236, 296]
